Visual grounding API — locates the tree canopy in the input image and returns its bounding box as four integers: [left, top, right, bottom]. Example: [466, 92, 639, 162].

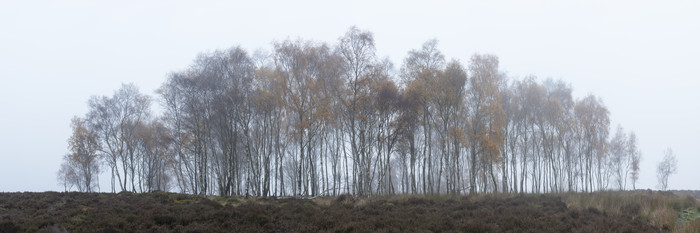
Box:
[59, 27, 641, 196]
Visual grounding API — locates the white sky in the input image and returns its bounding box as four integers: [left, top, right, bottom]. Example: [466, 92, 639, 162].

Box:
[1, 0, 698, 192]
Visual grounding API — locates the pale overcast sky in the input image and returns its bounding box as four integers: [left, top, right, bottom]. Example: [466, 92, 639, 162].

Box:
[1, 0, 698, 192]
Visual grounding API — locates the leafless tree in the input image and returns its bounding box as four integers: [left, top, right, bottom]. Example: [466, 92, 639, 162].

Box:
[609, 125, 628, 190]
[400, 39, 445, 195]
[86, 83, 151, 193]
[337, 26, 377, 196]
[656, 148, 677, 191]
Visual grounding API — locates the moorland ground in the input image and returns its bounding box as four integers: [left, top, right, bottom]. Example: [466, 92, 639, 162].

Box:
[0, 190, 698, 233]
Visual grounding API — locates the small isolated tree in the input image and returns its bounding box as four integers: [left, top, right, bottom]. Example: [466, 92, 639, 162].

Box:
[608, 125, 628, 190]
[656, 148, 677, 191]
[627, 132, 641, 190]
[58, 117, 101, 192]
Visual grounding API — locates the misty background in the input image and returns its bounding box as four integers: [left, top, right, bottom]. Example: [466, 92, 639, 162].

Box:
[1, 0, 698, 192]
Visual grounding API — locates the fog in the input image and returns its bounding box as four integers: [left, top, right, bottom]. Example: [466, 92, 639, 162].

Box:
[1, 0, 698, 192]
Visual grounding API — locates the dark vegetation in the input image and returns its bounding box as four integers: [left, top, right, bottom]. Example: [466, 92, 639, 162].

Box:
[2, 191, 698, 233]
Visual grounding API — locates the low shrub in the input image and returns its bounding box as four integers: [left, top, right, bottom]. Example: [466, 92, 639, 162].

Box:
[152, 215, 176, 226]
[0, 221, 19, 233]
[0, 191, 680, 232]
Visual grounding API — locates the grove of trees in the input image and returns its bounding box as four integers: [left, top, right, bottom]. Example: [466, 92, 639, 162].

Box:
[58, 27, 642, 196]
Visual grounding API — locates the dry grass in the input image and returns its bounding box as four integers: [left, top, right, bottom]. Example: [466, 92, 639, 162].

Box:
[310, 196, 334, 207]
[677, 219, 700, 233]
[562, 190, 699, 232]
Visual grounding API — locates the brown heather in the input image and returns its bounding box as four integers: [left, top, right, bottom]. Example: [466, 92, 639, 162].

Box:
[2, 190, 697, 232]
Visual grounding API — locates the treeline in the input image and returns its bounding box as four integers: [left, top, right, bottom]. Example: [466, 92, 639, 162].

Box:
[58, 27, 641, 196]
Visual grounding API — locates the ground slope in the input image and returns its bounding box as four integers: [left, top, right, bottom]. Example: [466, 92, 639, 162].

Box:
[0, 191, 681, 232]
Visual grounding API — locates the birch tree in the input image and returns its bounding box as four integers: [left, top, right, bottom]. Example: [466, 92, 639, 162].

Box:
[657, 148, 677, 191]
[59, 117, 101, 192]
